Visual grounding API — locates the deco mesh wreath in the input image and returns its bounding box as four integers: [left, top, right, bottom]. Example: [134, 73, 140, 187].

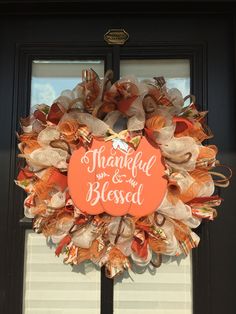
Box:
[15, 69, 231, 278]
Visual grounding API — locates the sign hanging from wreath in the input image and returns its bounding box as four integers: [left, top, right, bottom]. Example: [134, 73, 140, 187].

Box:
[15, 69, 231, 278]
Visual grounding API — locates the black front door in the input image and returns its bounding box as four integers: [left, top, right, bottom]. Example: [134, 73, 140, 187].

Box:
[1, 2, 235, 314]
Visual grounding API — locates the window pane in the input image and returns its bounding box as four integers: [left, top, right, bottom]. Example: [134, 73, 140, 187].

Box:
[120, 59, 190, 96]
[114, 59, 192, 314]
[24, 60, 104, 314]
[31, 60, 104, 107]
[23, 231, 101, 314]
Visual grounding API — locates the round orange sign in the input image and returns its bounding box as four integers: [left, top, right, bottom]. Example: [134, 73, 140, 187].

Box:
[68, 138, 167, 217]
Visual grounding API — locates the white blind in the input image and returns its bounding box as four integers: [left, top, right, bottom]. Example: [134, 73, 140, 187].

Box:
[120, 59, 190, 79]
[114, 256, 192, 314]
[23, 231, 101, 314]
[23, 232, 192, 314]
[32, 60, 104, 78]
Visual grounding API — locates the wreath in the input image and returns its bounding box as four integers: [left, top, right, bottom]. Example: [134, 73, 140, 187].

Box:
[15, 69, 231, 278]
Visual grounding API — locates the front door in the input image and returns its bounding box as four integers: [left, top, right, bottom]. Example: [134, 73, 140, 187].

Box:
[1, 2, 235, 314]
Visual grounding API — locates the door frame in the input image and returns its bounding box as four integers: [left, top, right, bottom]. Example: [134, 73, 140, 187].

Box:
[9, 40, 208, 314]
[1, 2, 236, 314]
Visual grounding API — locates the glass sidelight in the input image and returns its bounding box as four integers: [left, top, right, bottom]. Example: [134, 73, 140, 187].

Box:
[31, 60, 104, 107]
[120, 59, 190, 96]
[23, 60, 104, 314]
[23, 58, 192, 314]
[113, 59, 192, 314]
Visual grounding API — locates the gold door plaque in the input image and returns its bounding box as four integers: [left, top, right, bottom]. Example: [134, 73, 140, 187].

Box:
[104, 29, 129, 45]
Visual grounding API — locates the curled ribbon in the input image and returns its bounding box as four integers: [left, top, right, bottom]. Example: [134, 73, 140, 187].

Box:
[105, 128, 129, 142]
